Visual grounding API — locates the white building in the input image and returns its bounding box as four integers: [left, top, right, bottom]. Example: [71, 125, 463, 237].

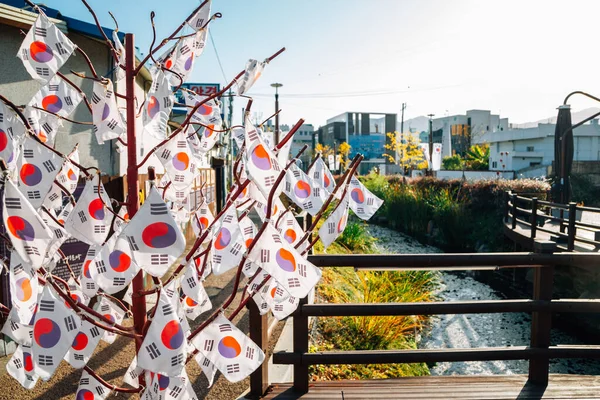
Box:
[290, 123, 314, 168]
[483, 120, 600, 173]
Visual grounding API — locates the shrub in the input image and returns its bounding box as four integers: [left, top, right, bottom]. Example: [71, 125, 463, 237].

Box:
[442, 155, 463, 170]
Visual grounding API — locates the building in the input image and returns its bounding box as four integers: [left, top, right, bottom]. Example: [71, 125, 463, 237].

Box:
[405, 110, 509, 158]
[483, 119, 600, 174]
[0, 0, 153, 175]
[289, 123, 314, 169]
[320, 111, 397, 174]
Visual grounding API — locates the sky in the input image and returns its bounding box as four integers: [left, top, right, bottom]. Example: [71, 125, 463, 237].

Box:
[38, 0, 600, 128]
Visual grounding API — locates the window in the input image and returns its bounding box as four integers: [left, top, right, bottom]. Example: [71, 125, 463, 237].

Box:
[527, 146, 534, 152]
[496, 143, 499, 152]
[530, 162, 540, 167]
[492, 161, 498, 168]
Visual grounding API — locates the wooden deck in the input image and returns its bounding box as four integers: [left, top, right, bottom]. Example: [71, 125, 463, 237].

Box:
[260, 375, 600, 399]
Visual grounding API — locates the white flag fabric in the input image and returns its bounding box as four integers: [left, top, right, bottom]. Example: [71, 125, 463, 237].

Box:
[80, 246, 99, 297]
[123, 356, 143, 388]
[159, 173, 193, 204]
[239, 215, 257, 250]
[116, 186, 186, 278]
[0, 101, 25, 171]
[348, 175, 384, 221]
[276, 137, 293, 167]
[419, 143, 431, 168]
[2, 307, 33, 346]
[63, 317, 103, 369]
[89, 235, 140, 295]
[283, 163, 327, 216]
[254, 197, 285, 224]
[3, 179, 53, 268]
[64, 175, 112, 245]
[191, 313, 265, 383]
[308, 156, 336, 195]
[182, 291, 211, 321]
[276, 211, 307, 251]
[141, 369, 198, 400]
[32, 284, 82, 380]
[17, 136, 61, 209]
[209, 205, 246, 275]
[143, 69, 174, 140]
[75, 369, 111, 400]
[194, 352, 217, 387]
[181, 258, 212, 312]
[192, 28, 208, 58]
[231, 126, 245, 150]
[94, 296, 126, 344]
[112, 30, 126, 82]
[156, 130, 197, 190]
[432, 143, 442, 171]
[39, 210, 69, 267]
[188, 0, 212, 31]
[137, 281, 187, 376]
[43, 146, 79, 210]
[184, 91, 222, 153]
[9, 251, 38, 324]
[7, 344, 39, 389]
[155, 37, 196, 86]
[17, 12, 76, 83]
[91, 80, 125, 144]
[237, 59, 266, 96]
[318, 189, 350, 249]
[191, 202, 214, 237]
[247, 224, 321, 298]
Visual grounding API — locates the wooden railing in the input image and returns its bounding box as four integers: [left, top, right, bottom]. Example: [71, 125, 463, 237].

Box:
[504, 191, 600, 251]
[247, 250, 600, 397]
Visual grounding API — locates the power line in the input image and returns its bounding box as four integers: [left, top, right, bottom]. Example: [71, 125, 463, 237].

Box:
[209, 30, 228, 83]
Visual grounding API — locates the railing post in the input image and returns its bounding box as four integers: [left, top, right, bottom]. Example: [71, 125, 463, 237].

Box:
[567, 202, 577, 251]
[293, 296, 309, 393]
[503, 191, 510, 223]
[511, 193, 518, 229]
[248, 300, 269, 397]
[528, 240, 555, 386]
[531, 197, 538, 239]
[559, 208, 565, 233]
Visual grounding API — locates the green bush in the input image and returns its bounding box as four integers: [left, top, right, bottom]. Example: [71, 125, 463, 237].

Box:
[442, 155, 463, 170]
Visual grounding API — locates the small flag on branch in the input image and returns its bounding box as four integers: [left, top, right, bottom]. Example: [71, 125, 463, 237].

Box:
[0, 101, 25, 171]
[123, 356, 143, 388]
[33, 284, 82, 380]
[80, 246, 99, 297]
[3, 178, 53, 268]
[283, 163, 328, 216]
[75, 369, 111, 400]
[194, 352, 217, 387]
[231, 126, 245, 151]
[17, 11, 76, 83]
[209, 205, 246, 275]
[91, 80, 125, 144]
[64, 175, 112, 245]
[94, 296, 126, 344]
[9, 251, 39, 325]
[7, 344, 39, 389]
[143, 69, 174, 140]
[237, 59, 266, 96]
[183, 91, 222, 153]
[247, 224, 321, 299]
[112, 30, 126, 82]
[17, 136, 62, 209]
[2, 307, 34, 346]
[116, 186, 186, 278]
[89, 235, 140, 295]
[191, 201, 214, 237]
[156, 130, 197, 190]
[318, 188, 350, 249]
[43, 146, 79, 211]
[308, 156, 336, 195]
[141, 368, 198, 400]
[137, 281, 187, 376]
[191, 313, 265, 383]
[187, 0, 212, 31]
[276, 211, 307, 253]
[63, 317, 103, 369]
[348, 175, 384, 220]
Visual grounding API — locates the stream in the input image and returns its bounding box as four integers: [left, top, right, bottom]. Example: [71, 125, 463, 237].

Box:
[365, 224, 600, 375]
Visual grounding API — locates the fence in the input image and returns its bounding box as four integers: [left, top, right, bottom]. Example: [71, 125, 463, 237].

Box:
[247, 250, 600, 397]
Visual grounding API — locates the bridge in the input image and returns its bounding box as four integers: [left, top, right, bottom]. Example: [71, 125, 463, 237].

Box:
[243, 247, 600, 398]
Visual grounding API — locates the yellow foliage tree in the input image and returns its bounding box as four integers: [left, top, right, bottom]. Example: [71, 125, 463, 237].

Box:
[383, 131, 428, 172]
[337, 142, 351, 169]
[315, 143, 334, 159]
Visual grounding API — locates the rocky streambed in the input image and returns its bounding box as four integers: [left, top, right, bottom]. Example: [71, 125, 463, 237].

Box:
[365, 224, 600, 376]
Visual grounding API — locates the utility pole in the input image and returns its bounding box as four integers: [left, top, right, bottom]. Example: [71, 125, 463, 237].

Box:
[271, 83, 283, 145]
[428, 113, 435, 175]
[400, 103, 406, 175]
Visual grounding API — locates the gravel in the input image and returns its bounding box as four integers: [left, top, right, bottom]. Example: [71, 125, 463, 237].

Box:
[365, 224, 600, 376]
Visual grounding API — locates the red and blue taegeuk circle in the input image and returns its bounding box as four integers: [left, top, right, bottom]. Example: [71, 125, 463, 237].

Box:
[214, 227, 231, 250]
[7, 216, 35, 241]
[88, 198, 105, 220]
[20, 163, 43, 186]
[71, 331, 88, 351]
[34, 317, 61, 348]
[108, 250, 131, 272]
[351, 188, 365, 204]
[276, 248, 296, 272]
[160, 320, 184, 350]
[142, 222, 178, 248]
[42, 95, 63, 113]
[30, 41, 53, 63]
[250, 144, 272, 171]
[218, 336, 241, 359]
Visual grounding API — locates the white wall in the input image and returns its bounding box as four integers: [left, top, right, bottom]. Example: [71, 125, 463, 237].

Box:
[436, 170, 515, 181]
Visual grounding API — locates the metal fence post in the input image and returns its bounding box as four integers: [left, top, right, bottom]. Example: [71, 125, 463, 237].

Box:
[511, 193, 518, 229]
[248, 300, 269, 397]
[503, 191, 510, 223]
[567, 202, 577, 251]
[293, 297, 309, 393]
[528, 240, 555, 386]
[531, 197, 538, 239]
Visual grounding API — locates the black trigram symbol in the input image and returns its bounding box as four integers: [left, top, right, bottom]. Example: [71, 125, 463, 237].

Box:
[42, 160, 55, 172]
[161, 304, 173, 316]
[244, 226, 254, 236]
[160, 149, 171, 159]
[107, 119, 118, 130]
[367, 198, 374, 206]
[285, 182, 291, 192]
[204, 339, 214, 352]
[272, 160, 281, 172]
[146, 342, 161, 360]
[292, 170, 301, 178]
[64, 96, 73, 106]
[38, 355, 53, 366]
[74, 354, 84, 361]
[170, 354, 184, 366]
[34, 27, 47, 37]
[264, 176, 275, 187]
[247, 130, 259, 142]
[40, 300, 54, 312]
[288, 278, 301, 288]
[298, 263, 307, 278]
[5, 198, 21, 209]
[179, 45, 191, 55]
[106, 90, 113, 99]
[272, 234, 281, 244]
[95, 386, 105, 396]
[230, 242, 243, 256]
[80, 378, 90, 385]
[176, 140, 186, 149]
[260, 249, 270, 263]
[195, 18, 205, 28]
[90, 326, 100, 338]
[24, 149, 34, 158]
[21, 48, 29, 60]
[150, 202, 168, 215]
[226, 364, 240, 374]
[150, 254, 168, 265]
[163, 97, 172, 108]
[314, 188, 320, 197]
[26, 191, 41, 200]
[113, 277, 125, 286]
[302, 201, 313, 210]
[223, 214, 233, 223]
[314, 171, 320, 179]
[24, 245, 40, 255]
[55, 42, 69, 56]
[96, 260, 106, 274]
[13, 358, 22, 369]
[91, 93, 102, 104]
[48, 84, 59, 92]
[35, 67, 49, 77]
[202, 358, 211, 367]
[219, 324, 232, 332]
[246, 347, 255, 359]
[327, 222, 335, 234]
[127, 236, 139, 251]
[78, 210, 87, 223]
[186, 277, 196, 289]
[93, 225, 106, 234]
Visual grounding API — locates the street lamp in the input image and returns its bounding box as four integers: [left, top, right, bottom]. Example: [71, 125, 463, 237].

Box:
[427, 113, 435, 174]
[271, 83, 283, 145]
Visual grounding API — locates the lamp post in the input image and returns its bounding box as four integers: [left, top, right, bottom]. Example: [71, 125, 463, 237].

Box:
[428, 113, 435, 175]
[271, 83, 283, 145]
